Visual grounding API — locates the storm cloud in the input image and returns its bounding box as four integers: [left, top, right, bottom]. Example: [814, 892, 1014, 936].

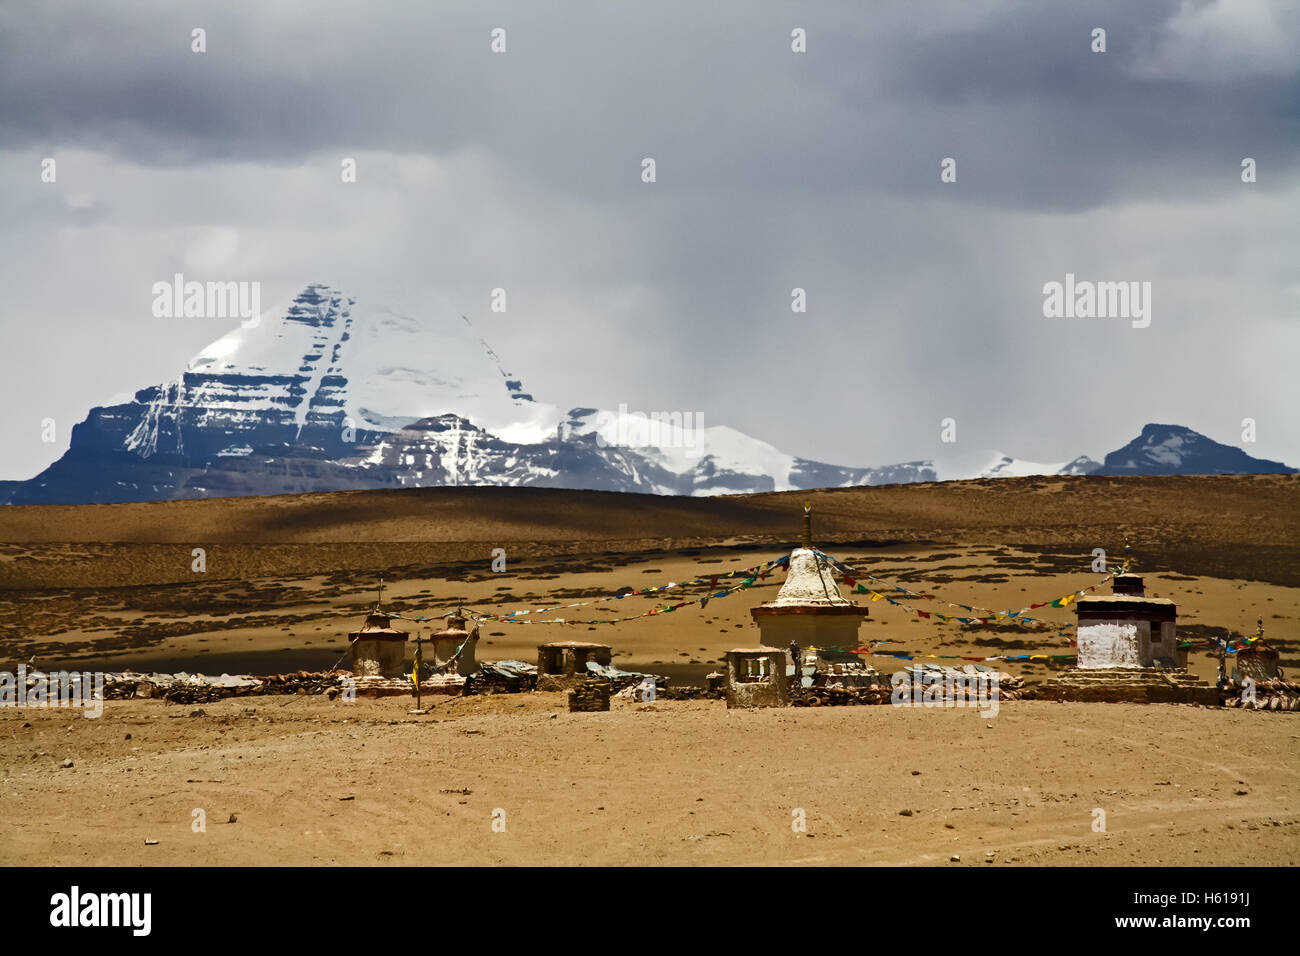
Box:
[1, 0, 1297, 480]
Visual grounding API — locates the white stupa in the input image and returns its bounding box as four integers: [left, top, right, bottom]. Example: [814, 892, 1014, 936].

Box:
[750, 503, 869, 650]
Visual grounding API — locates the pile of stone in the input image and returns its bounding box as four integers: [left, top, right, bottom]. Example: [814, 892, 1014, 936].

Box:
[465, 661, 537, 695]
[160, 680, 255, 705]
[793, 683, 894, 706]
[102, 670, 351, 703]
[1037, 667, 1217, 705]
[663, 684, 720, 700]
[792, 663, 1028, 707]
[612, 681, 717, 701]
[584, 662, 664, 693]
[105, 672, 266, 702]
[792, 684, 891, 706]
[250, 671, 343, 697]
[792, 661, 893, 704]
[568, 677, 611, 712]
[810, 661, 886, 688]
[1220, 677, 1300, 711]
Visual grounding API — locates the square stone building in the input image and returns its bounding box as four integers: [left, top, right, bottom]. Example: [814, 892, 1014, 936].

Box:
[536, 641, 613, 691]
[1074, 574, 1182, 669]
[724, 648, 789, 708]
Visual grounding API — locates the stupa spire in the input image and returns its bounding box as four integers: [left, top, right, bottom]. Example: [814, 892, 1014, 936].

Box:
[750, 502, 869, 648]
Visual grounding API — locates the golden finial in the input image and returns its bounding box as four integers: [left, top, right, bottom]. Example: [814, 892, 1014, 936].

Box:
[801, 501, 812, 551]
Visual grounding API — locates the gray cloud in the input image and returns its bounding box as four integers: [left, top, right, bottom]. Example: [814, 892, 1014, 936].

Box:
[1, 0, 1297, 480]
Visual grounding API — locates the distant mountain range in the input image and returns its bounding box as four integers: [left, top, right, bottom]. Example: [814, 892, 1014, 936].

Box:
[2, 285, 1293, 505]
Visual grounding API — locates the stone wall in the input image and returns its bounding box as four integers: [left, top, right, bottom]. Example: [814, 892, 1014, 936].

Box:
[1037, 668, 1217, 705]
[568, 678, 611, 712]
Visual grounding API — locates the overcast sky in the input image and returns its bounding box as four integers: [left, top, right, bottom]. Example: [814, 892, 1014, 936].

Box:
[2, 0, 1297, 481]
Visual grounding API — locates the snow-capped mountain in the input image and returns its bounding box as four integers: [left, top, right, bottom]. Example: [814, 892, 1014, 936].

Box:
[3, 287, 1291, 506]
[1090, 423, 1295, 476]
[4, 285, 934, 504]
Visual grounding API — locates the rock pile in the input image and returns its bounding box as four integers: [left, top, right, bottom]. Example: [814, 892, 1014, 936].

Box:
[812, 661, 886, 688]
[246, 671, 341, 697]
[568, 677, 611, 712]
[662, 684, 720, 701]
[591, 669, 663, 694]
[465, 661, 537, 695]
[792, 664, 1029, 707]
[105, 672, 262, 702]
[1220, 677, 1300, 711]
[793, 684, 892, 706]
[102, 671, 345, 703]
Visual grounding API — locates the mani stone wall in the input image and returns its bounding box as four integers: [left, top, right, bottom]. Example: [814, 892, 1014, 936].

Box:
[568, 678, 611, 712]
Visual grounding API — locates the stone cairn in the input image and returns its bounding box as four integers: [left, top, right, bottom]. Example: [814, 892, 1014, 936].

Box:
[568, 677, 612, 712]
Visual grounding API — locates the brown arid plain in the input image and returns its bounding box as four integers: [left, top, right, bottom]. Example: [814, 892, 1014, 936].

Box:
[0, 474, 1297, 866]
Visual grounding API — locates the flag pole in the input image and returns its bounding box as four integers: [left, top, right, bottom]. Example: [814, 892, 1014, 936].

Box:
[412, 630, 423, 713]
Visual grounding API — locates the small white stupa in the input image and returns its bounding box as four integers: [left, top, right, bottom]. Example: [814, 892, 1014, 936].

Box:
[750, 503, 869, 651]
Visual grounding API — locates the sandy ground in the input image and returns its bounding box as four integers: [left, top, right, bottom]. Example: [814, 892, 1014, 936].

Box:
[1, 695, 1295, 866]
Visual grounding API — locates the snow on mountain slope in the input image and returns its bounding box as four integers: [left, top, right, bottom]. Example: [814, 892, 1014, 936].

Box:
[931, 450, 1058, 482]
[566, 407, 799, 492]
[977, 453, 1069, 479]
[931, 450, 1107, 481]
[341, 307, 560, 443]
